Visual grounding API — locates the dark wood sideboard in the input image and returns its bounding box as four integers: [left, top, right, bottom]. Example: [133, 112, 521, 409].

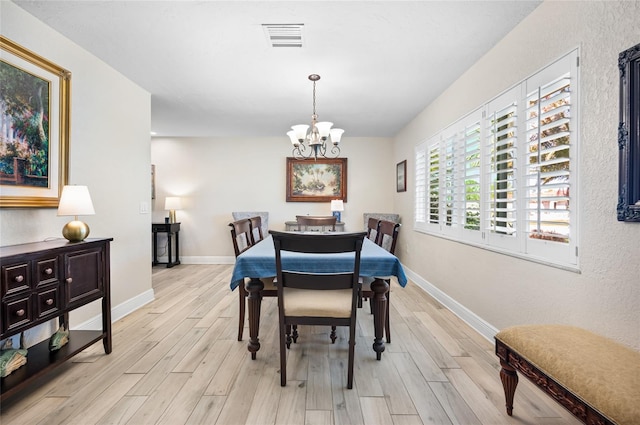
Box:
[0, 238, 113, 401]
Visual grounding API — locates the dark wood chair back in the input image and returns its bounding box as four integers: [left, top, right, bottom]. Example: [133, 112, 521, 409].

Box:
[249, 216, 264, 243]
[295, 215, 337, 231]
[366, 217, 380, 241]
[375, 220, 400, 254]
[270, 230, 366, 388]
[229, 218, 254, 257]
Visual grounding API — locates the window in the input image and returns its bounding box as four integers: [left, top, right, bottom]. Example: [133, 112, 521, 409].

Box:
[414, 50, 578, 268]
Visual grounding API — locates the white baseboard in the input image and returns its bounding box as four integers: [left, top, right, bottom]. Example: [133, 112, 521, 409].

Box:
[74, 288, 155, 330]
[402, 266, 498, 343]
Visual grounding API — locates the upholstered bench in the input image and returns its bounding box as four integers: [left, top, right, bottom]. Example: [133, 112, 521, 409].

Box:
[495, 325, 640, 425]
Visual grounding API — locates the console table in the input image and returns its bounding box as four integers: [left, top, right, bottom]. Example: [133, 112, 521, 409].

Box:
[285, 221, 345, 232]
[152, 222, 180, 268]
[0, 238, 112, 401]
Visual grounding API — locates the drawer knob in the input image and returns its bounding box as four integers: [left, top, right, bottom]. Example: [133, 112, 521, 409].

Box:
[44, 268, 53, 275]
[14, 275, 24, 283]
[46, 298, 54, 306]
[16, 309, 25, 317]
[66, 278, 73, 284]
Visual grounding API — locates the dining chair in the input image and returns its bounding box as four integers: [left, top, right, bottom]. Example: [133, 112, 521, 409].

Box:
[295, 215, 337, 232]
[229, 218, 277, 341]
[270, 230, 366, 389]
[360, 220, 400, 343]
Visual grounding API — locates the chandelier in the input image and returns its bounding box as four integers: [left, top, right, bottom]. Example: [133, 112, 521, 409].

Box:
[287, 74, 344, 160]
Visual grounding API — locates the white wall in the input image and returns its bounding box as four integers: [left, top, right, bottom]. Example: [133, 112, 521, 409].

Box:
[151, 136, 395, 262]
[394, 1, 640, 349]
[0, 2, 153, 340]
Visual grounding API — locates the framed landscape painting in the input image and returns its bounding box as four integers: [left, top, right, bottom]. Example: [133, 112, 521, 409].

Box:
[286, 157, 347, 202]
[0, 36, 70, 208]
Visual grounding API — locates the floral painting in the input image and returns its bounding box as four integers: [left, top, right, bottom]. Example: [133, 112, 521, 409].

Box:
[0, 60, 50, 187]
[286, 157, 347, 202]
[0, 36, 69, 208]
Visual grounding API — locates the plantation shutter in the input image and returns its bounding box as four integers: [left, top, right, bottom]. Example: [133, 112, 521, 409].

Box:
[428, 141, 441, 225]
[485, 88, 518, 243]
[525, 74, 571, 243]
[414, 145, 427, 226]
[462, 116, 482, 233]
[442, 132, 458, 227]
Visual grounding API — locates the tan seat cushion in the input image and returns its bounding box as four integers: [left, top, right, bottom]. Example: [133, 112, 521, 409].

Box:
[283, 288, 353, 318]
[495, 324, 640, 425]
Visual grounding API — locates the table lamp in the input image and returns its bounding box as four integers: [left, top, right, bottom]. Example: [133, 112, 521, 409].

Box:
[331, 199, 344, 222]
[57, 185, 95, 242]
[165, 196, 182, 223]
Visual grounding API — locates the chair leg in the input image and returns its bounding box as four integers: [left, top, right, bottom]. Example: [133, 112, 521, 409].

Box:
[280, 323, 287, 386]
[238, 285, 246, 341]
[347, 323, 356, 389]
[330, 326, 337, 343]
[292, 325, 299, 343]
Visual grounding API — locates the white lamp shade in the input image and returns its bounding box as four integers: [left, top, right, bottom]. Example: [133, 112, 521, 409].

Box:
[291, 124, 309, 141]
[164, 196, 182, 210]
[329, 128, 344, 145]
[57, 185, 95, 216]
[315, 121, 333, 139]
[330, 199, 344, 212]
[287, 130, 299, 146]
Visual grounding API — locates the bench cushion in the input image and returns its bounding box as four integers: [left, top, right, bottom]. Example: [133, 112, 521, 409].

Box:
[495, 325, 640, 425]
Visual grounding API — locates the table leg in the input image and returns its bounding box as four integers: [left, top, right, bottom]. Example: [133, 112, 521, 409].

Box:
[174, 231, 180, 265]
[246, 277, 264, 360]
[370, 278, 389, 360]
[166, 232, 174, 268]
[152, 231, 159, 265]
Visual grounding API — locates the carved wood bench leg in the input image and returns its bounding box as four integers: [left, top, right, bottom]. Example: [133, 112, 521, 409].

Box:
[499, 359, 518, 416]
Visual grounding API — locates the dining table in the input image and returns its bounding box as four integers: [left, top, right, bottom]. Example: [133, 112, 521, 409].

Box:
[230, 233, 408, 360]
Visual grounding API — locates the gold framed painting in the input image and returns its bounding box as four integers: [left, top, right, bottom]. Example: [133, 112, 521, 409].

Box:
[286, 157, 347, 202]
[0, 36, 70, 208]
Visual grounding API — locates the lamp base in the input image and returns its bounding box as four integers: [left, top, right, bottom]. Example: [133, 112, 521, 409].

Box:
[332, 211, 341, 222]
[62, 220, 90, 242]
[169, 210, 177, 223]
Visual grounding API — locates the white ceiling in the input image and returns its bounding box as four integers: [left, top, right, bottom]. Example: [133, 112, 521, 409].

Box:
[13, 1, 542, 138]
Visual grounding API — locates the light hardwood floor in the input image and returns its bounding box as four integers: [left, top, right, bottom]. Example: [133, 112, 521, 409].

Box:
[0, 264, 581, 425]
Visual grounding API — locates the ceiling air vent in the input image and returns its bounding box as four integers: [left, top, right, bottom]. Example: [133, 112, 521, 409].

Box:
[262, 24, 304, 48]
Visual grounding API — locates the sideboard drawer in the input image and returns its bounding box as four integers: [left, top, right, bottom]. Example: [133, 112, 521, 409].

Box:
[1, 263, 30, 297]
[2, 295, 32, 333]
[36, 257, 59, 287]
[35, 285, 61, 318]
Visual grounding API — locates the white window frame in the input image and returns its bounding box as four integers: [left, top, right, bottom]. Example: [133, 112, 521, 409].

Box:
[414, 49, 579, 269]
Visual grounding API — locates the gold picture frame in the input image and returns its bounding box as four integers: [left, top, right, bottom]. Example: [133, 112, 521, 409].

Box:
[286, 157, 347, 202]
[0, 36, 70, 208]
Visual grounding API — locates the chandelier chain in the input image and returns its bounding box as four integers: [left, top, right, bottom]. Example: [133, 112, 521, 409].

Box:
[312, 80, 317, 117]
